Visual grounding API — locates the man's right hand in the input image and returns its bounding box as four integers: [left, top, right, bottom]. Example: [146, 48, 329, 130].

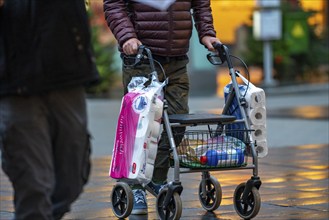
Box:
[123, 38, 142, 55]
[201, 36, 221, 52]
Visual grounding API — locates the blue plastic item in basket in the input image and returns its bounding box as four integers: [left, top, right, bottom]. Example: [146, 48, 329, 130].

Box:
[227, 148, 244, 165]
[205, 149, 228, 166]
[224, 83, 246, 141]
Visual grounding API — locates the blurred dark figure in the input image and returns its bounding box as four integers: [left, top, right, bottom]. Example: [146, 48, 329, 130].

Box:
[0, 1, 99, 219]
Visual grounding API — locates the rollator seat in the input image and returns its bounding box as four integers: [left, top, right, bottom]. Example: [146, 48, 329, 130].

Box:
[168, 113, 236, 125]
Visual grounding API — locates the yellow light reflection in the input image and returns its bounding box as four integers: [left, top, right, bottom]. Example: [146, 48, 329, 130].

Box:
[296, 171, 328, 180]
[307, 165, 329, 170]
[298, 187, 328, 192]
[220, 198, 234, 206]
[264, 177, 286, 183]
[298, 144, 328, 150]
[292, 106, 328, 119]
[294, 192, 325, 199]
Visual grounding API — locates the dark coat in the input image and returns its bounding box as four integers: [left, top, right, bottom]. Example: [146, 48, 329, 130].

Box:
[103, 0, 216, 56]
[0, 0, 99, 96]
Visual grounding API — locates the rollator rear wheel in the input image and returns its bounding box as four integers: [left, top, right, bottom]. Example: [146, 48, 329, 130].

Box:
[156, 189, 182, 220]
[198, 175, 222, 211]
[110, 182, 133, 219]
[233, 182, 261, 219]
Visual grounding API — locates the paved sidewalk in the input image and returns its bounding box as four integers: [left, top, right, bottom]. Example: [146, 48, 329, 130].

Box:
[1, 144, 328, 220]
[1, 83, 328, 219]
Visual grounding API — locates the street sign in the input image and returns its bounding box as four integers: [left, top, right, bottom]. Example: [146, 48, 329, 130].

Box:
[253, 9, 282, 41]
[284, 12, 309, 54]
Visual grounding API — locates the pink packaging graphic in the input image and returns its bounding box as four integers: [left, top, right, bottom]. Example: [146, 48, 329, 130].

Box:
[109, 76, 165, 184]
[109, 92, 140, 179]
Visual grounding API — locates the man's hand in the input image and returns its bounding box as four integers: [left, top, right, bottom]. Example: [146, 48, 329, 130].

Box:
[0, 0, 4, 7]
[123, 38, 142, 55]
[201, 36, 221, 52]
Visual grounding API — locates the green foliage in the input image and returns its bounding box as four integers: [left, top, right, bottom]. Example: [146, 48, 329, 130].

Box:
[87, 12, 119, 96]
[89, 27, 117, 95]
[243, 28, 263, 66]
[242, 1, 328, 83]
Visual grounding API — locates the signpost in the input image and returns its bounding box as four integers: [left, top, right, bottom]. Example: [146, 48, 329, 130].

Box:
[253, 0, 282, 86]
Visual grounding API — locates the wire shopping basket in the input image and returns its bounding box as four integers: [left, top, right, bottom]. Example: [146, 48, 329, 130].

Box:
[175, 130, 251, 169]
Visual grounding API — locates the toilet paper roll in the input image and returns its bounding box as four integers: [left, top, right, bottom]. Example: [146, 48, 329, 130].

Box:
[147, 138, 158, 162]
[250, 124, 267, 141]
[153, 98, 163, 121]
[148, 136, 158, 144]
[136, 116, 150, 137]
[248, 107, 266, 125]
[144, 163, 154, 180]
[255, 140, 268, 158]
[150, 121, 161, 138]
[245, 89, 266, 108]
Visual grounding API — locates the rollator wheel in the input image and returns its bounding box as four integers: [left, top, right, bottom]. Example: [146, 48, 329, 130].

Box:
[156, 189, 182, 220]
[198, 175, 222, 211]
[110, 182, 133, 219]
[233, 182, 261, 219]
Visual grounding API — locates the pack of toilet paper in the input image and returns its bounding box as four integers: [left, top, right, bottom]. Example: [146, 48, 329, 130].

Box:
[224, 72, 268, 158]
[109, 75, 165, 185]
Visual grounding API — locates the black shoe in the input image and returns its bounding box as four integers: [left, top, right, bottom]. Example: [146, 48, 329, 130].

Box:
[147, 181, 167, 195]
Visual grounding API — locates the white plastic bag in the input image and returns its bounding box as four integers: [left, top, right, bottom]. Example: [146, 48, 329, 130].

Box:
[235, 72, 266, 109]
[132, 0, 175, 11]
[109, 75, 166, 185]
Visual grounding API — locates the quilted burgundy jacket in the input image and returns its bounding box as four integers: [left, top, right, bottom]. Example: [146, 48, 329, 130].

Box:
[103, 0, 216, 56]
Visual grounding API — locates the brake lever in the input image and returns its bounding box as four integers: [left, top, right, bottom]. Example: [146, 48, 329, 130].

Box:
[207, 42, 226, 65]
[133, 45, 145, 67]
[212, 42, 227, 64]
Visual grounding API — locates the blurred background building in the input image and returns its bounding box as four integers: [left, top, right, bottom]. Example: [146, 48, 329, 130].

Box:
[86, 0, 328, 98]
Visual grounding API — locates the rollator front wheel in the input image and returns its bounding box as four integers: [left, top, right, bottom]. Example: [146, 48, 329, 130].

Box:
[198, 175, 222, 211]
[233, 182, 261, 219]
[156, 189, 182, 220]
[110, 182, 133, 219]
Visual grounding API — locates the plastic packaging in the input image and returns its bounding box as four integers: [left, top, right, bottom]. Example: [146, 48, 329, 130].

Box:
[109, 75, 166, 185]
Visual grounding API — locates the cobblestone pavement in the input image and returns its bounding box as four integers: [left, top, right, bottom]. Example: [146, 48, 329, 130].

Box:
[1, 144, 328, 220]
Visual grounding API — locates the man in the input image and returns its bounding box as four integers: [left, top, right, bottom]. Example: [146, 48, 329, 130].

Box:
[0, 1, 99, 219]
[104, 0, 220, 215]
